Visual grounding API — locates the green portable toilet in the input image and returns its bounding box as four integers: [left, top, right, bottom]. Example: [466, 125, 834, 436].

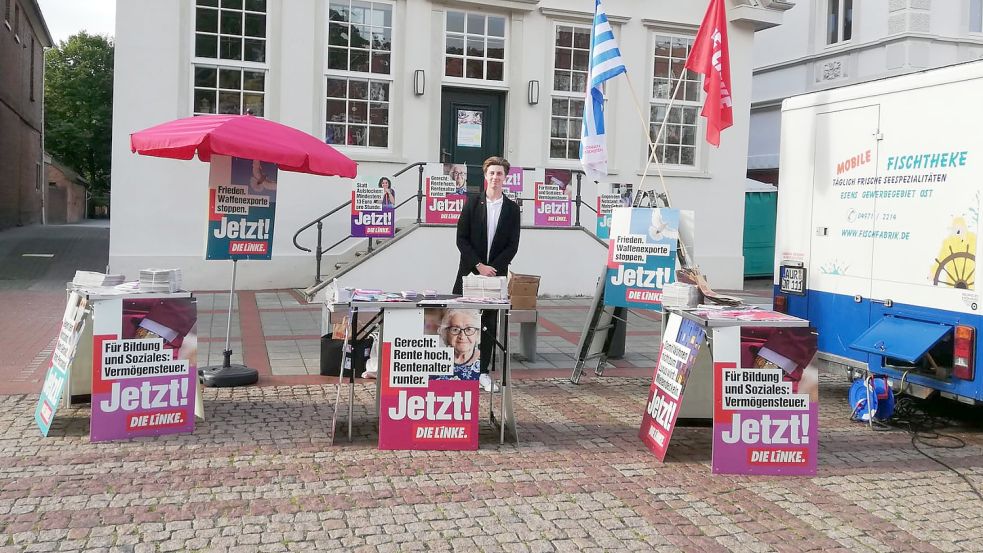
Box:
[743, 178, 778, 277]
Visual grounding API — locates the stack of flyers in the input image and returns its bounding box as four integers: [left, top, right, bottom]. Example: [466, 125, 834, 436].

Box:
[72, 271, 126, 288]
[139, 268, 182, 293]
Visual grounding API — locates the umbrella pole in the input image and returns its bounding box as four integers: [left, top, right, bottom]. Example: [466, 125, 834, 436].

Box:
[200, 258, 258, 387]
[222, 259, 238, 368]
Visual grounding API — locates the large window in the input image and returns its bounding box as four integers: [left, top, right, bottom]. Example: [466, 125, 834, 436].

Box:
[193, 0, 268, 116]
[325, 1, 393, 148]
[444, 10, 505, 81]
[549, 24, 590, 160]
[649, 34, 701, 167]
[826, 0, 853, 45]
[972, 0, 982, 33]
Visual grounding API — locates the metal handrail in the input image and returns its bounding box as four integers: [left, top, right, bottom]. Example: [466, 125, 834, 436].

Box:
[292, 162, 604, 285]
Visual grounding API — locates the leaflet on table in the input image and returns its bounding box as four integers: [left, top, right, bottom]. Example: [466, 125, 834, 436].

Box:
[424, 163, 467, 224]
[534, 169, 573, 227]
[639, 313, 706, 461]
[604, 208, 679, 311]
[89, 296, 198, 442]
[35, 291, 88, 436]
[712, 327, 819, 475]
[689, 306, 803, 322]
[378, 308, 480, 450]
[206, 155, 278, 260]
[351, 176, 395, 238]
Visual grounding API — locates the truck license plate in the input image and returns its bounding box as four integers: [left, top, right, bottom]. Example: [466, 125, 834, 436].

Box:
[780, 265, 806, 295]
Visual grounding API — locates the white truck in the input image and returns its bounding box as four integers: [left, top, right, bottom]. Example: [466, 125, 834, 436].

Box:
[773, 61, 983, 404]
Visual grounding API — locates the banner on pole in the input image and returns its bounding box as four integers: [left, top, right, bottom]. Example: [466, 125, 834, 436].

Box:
[206, 155, 278, 260]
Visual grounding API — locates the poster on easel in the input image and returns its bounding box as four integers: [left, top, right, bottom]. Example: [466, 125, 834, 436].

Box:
[712, 327, 819, 475]
[90, 296, 198, 442]
[604, 207, 679, 311]
[639, 313, 706, 461]
[424, 163, 467, 224]
[378, 308, 480, 450]
[351, 176, 395, 238]
[206, 155, 278, 260]
[35, 291, 88, 436]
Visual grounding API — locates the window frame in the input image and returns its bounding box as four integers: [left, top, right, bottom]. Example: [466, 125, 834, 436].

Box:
[323, 0, 396, 151]
[442, 9, 509, 88]
[825, 0, 853, 46]
[647, 30, 704, 171]
[971, 0, 983, 34]
[548, 21, 592, 163]
[190, 0, 271, 117]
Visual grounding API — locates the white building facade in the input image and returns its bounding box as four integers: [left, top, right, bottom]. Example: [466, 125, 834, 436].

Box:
[749, 0, 983, 183]
[111, 0, 789, 292]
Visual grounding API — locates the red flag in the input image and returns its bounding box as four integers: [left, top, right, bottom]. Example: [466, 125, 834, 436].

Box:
[685, 0, 733, 147]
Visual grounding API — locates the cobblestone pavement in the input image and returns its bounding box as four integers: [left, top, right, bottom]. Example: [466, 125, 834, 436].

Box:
[4, 371, 983, 552]
[5, 225, 983, 551]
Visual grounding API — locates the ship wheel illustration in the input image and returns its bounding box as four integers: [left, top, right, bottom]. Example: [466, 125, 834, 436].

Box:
[933, 244, 975, 289]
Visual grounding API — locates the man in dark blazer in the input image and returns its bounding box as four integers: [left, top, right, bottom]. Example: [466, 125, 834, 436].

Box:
[453, 156, 521, 391]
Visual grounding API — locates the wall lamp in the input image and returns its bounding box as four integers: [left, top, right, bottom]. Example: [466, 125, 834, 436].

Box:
[527, 80, 540, 105]
[413, 69, 426, 96]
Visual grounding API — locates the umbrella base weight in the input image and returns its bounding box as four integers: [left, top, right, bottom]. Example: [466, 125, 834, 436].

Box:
[199, 364, 259, 388]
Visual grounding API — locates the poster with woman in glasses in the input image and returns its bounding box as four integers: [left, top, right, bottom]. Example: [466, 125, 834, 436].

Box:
[379, 307, 480, 451]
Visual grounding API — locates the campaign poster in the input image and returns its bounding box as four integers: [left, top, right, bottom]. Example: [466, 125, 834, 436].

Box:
[596, 193, 622, 240]
[424, 163, 467, 224]
[504, 166, 524, 201]
[90, 296, 198, 442]
[604, 207, 678, 310]
[206, 155, 278, 260]
[639, 313, 705, 461]
[351, 176, 395, 238]
[378, 308, 480, 450]
[535, 169, 573, 226]
[712, 327, 819, 475]
[35, 291, 87, 436]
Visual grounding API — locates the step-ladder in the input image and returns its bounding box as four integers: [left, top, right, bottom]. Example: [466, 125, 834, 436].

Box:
[571, 265, 626, 384]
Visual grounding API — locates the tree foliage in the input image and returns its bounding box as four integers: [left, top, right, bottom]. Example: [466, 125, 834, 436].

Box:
[44, 32, 114, 195]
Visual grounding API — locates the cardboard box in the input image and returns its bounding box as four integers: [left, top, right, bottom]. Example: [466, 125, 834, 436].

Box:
[508, 271, 541, 310]
[510, 295, 537, 310]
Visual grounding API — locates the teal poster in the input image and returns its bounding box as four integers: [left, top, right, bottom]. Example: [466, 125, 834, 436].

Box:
[604, 208, 678, 311]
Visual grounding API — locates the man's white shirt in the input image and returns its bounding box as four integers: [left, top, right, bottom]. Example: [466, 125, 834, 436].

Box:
[485, 195, 503, 261]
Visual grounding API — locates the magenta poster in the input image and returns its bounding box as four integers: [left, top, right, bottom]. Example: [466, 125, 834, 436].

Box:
[504, 166, 524, 200]
[535, 169, 572, 226]
[90, 296, 198, 442]
[424, 163, 466, 225]
[350, 176, 395, 238]
[378, 308, 479, 450]
[711, 327, 819, 475]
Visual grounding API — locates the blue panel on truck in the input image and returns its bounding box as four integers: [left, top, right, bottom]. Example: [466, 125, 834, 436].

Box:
[806, 289, 871, 364]
[849, 316, 951, 363]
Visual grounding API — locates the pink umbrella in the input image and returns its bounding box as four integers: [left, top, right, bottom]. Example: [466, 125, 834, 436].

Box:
[130, 114, 357, 177]
[129, 114, 357, 385]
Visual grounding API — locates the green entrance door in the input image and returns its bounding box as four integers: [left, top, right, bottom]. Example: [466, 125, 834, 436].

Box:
[440, 88, 506, 193]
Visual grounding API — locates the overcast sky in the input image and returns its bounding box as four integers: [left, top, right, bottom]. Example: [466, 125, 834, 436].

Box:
[36, 0, 116, 45]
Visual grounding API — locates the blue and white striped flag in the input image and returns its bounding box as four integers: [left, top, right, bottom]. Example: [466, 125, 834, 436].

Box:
[580, 0, 627, 182]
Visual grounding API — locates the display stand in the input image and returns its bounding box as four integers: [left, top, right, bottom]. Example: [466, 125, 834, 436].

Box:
[324, 298, 516, 448]
[39, 289, 204, 441]
[641, 307, 819, 475]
